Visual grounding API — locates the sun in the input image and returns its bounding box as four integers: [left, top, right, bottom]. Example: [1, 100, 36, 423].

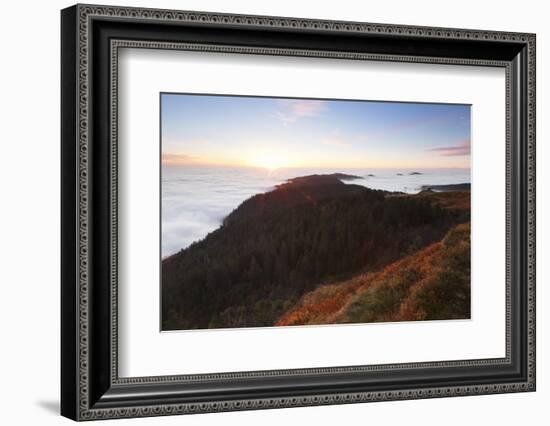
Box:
[256, 157, 284, 171]
[249, 152, 288, 171]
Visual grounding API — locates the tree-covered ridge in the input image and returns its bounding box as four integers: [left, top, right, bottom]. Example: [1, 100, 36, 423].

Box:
[162, 174, 469, 330]
[277, 222, 471, 326]
[222, 173, 365, 226]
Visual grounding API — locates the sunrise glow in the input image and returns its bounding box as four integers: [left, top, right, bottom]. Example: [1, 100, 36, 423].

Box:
[248, 152, 290, 171]
[161, 94, 472, 170]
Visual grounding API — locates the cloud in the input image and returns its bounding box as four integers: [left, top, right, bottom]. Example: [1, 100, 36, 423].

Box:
[428, 139, 470, 156]
[162, 170, 277, 256]
[275, 99, 327, 125]
[162, 153, 199, 165]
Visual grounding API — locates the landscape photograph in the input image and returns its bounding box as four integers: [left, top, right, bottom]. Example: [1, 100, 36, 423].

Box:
[160, 93, 471, 331]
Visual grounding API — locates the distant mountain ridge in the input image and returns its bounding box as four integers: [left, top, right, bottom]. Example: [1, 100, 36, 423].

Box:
[421, 183, 471, 192]
[162, 173, 469, 330]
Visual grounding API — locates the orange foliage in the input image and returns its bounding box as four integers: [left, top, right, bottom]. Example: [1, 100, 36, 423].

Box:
[276, 222, 471, 326]
[276, 279, 364, 326]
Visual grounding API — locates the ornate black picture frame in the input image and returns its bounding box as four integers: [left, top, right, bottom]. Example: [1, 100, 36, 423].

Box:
[61, 4, 536, 421]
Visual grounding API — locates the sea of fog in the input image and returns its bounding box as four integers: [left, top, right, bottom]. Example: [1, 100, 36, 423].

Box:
[162, 166, 470, 257]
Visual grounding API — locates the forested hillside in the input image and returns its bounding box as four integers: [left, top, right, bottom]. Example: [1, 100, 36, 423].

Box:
[277, 222, 471, 326]
[162, 174, 469, 330]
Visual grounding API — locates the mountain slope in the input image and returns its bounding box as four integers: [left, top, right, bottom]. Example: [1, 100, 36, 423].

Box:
[162, 174, 468, 330]
[276, 222, 471, 326]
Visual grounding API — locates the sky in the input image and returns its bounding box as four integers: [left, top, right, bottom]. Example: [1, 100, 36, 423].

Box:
[161, 93, 471, 170]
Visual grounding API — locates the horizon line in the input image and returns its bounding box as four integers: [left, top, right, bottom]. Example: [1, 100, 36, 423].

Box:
[161, 163, 470, 170]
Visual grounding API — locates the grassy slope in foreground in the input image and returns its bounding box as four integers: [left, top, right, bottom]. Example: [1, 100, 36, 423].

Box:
[277, 221, 471, 326]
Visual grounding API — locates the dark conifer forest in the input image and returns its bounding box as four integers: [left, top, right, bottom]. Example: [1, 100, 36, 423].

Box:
[162, 174, 470, 330]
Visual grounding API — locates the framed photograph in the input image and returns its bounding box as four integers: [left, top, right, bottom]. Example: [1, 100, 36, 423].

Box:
[61, 4, 536, 421]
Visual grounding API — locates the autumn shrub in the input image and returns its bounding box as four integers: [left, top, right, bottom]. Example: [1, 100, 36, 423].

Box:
[278, 222, 471, 326]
